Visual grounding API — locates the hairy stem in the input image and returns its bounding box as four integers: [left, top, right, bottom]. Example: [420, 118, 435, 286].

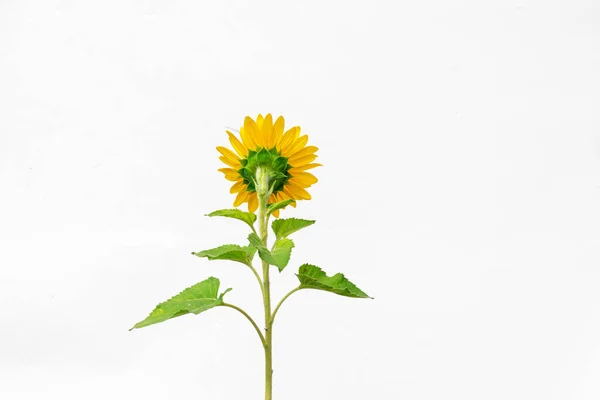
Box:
[256, 166, 273, 400]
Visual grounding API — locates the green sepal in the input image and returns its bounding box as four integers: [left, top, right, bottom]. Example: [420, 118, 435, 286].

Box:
[206, 209, 257, 231]
[192, 244, 256, 266]
[248, 233, 294, 272]
[272, 156, 288, 171]
[238, 166, 251, 182]
[130, 277, 231, 330]
[270, 171, 288, 180]
[296, 264, 372, 299]
[238, 147, 291, 195]
[256, 148, 271, 164]
[271, 218, 315, 240]
[267, 199, 296, 216]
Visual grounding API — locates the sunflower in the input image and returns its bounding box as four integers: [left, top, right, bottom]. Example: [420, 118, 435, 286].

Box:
[217, 114, 321, 217]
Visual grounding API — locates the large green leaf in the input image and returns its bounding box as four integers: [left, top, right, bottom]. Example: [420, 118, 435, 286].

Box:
[267, 199, 296, 216]
[206, 209, 257, 231]
[296, 264, 371, 298]
[248, 233, 294, 272]
[271, 218, 315, 240]
[130, 277, 231, 330]
[192, 244, 256, 266]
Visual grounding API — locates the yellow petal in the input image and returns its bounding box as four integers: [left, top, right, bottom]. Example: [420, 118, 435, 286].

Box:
[290, 163, 322, 173]
[289, 147, 318, 165]
[278, 127, 299, 153]
[272, 116, 285, 148]
[289, 154, 318, 168]
[288, 145, 318, 162]
[240, 126, 256, 150]
[227, 131, 248, 157]
[282, 134, 309, 157]
[217, 146, 240, 163]
[286, 183, 312, 200]
[244, 116, 265, 148]
[230, 181, 246, 194]
[262, 114, 274, 148]
[248, 193, 258, 212]
[272, 209, 280, 218]
[268, 192, 277, 205]
[289, 172, 318, 186]
[233, 190, 249, 207]
[220, 155, 241, 168]
[219, 168, 242, 181]
[256, 114, 264, 127]
[277, 190, 296, 207]
[283, 186, 297, 202]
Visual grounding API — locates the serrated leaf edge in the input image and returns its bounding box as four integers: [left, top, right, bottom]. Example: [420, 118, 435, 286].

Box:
[267, 199, 296, 215]
[130, 277, 232, 331]
[206, 208, 257, 231]
[271, 218, 315, 240]
[295, 264, 373, 299]
[192, 244, 256, 265]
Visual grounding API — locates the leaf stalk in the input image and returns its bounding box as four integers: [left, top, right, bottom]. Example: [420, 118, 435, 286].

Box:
[270, 287, 301, 325]
[222, 303, 265, 346]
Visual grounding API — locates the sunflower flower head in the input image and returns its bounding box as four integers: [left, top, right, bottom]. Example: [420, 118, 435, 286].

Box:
[217, 114, 321, 217]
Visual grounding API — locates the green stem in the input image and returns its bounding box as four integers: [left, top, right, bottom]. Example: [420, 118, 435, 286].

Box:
[222, 303, 265, 346]
[270, 287, 301, 325]
[247, 263, 264, 297]
[257, 166, 273, 400]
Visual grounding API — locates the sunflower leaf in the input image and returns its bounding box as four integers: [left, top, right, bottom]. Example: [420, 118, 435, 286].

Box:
[270, 238, 294, 271]
[130, 277, 230, 330]
[248, 233, 294, 272]
[206, 209, 257, 231]
[248, 233, 275, 264]
[192, 244, 256, 266]
[271, 218, 315, 240]
[296, 264, 372, 299]
[267, 199, 296, 216]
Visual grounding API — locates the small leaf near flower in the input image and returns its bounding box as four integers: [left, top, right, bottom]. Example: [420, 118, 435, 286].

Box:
[130, 277, 231, 330]
[207, 209, 257, 231]
[296, 264, 372, 299]
[271, 218, 315, 240]
[192, 244, 256, 266]
[267, 199, 296, 216]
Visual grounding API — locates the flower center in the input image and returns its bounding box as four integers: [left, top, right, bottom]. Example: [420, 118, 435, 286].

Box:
[237, 147, 291, 194]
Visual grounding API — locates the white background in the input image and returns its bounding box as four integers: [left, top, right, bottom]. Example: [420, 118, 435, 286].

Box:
[1, 0, 599, 399]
